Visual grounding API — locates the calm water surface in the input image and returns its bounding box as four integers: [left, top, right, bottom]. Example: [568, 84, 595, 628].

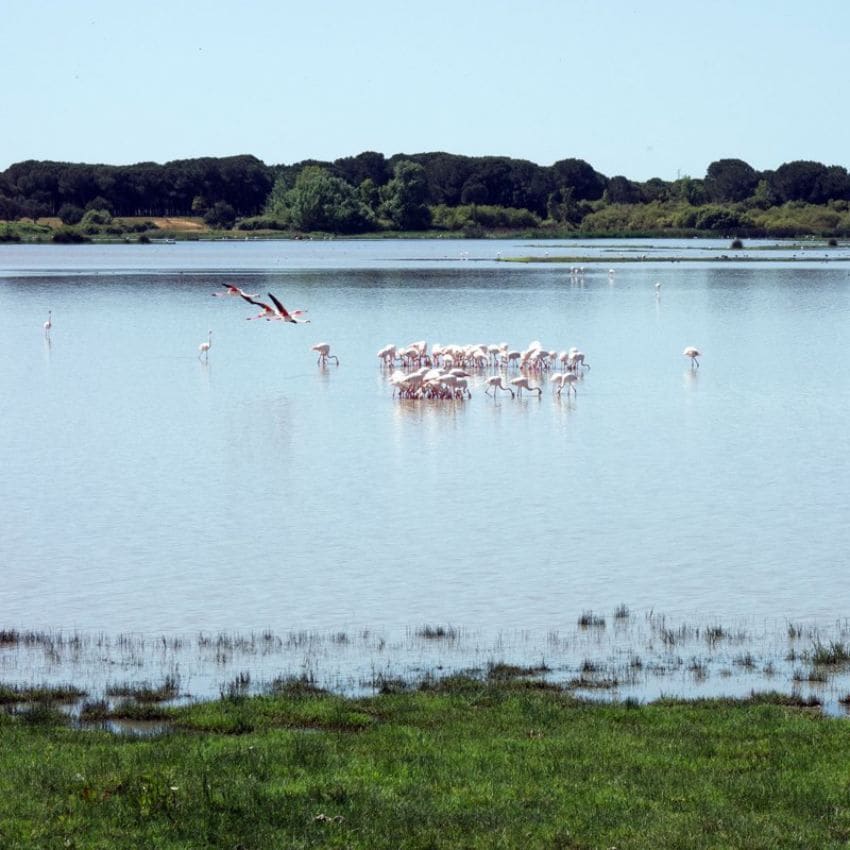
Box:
[2, 239, 850, 643]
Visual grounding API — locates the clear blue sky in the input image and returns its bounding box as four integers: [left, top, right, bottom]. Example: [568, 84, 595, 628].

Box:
[3, 0, 848, 181]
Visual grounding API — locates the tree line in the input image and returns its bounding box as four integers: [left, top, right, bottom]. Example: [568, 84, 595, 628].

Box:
[2, 151, 850, 236]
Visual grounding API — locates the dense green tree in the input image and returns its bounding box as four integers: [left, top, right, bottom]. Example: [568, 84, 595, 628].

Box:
[549, 158, 607, 201]
[380, 161, 431, 230]
[272, 166, 374, 233]
[812, 166, 850, 204]
[604, 175, 642, 204]
[704, 159, 760, 203]
[669, 176, 707, 206]
[333, 151, 390, 187]
[639, 178, 672, 203]
[769, 160, 830, 204]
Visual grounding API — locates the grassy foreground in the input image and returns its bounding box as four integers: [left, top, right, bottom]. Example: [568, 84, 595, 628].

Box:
[2, 680, 850, 849]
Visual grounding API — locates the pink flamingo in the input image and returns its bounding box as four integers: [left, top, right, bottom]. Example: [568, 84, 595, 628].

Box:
[198, 330, 212, 361]
[551, 372, 577, 396]
[510, 376, 542, 397]
[240, 292, 310, 323]
[311, 343, 339, 365]
[484, 375, 515, 398]
[683, 346, 701, 368]
[213, 284, 258, 298]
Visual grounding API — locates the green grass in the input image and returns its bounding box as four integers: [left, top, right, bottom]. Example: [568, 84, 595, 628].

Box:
[2, 682, 850, 848]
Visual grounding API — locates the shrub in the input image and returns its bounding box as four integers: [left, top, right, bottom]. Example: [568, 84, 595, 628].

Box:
[57, 203, 84, 225]
[81, 208, 112, 226]
[204, 201, 237, 229]
[51, 229, 89, 243]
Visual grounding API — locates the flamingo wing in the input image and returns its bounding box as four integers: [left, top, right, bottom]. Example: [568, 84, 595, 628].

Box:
[239, 292, 269, 309]
[267, 292, 294, 321]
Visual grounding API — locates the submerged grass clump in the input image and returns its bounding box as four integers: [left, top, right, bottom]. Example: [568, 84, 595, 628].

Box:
[105, 674, 180, 703]
[0, 683, 86, 705]
[811, 640, 850, 666]
[577, 611, 605, 628]
[416, 624, 459, 640]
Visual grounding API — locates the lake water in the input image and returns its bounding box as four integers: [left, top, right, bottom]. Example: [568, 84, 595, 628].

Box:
[2, 238, 850, 700]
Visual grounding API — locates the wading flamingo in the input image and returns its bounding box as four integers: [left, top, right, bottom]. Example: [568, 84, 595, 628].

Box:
[510, 376, 542, 397]
[484, 375, 515, 398]
[311, 343, 339, 365]
[198, 330, 212, 361]
[43, 310, 52, 336]
[551, 372, 578, 396]
[683, 346, 700, 367]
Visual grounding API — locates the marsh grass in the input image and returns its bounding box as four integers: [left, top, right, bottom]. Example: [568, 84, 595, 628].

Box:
[416, 624, 459, 640]
[0, 683, 86, 705]
[7, 613, 850, 713]
[2, 685, 848, 848]
[106, 674, 180, 703]
[577, 610, 605, 628]
[811, 640, 850, 666]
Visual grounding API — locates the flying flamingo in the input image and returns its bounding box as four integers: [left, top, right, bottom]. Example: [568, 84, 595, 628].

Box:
[683, 346, 701, 368]
[43, 310, 52, 336]
[510, 376, 542, 397]
[484, 375, 515, 398]
[198, 330, 212, 361]
[213, 284, 258, 298]
[240, 292, 309, 323]
[311, 343, 339, 366]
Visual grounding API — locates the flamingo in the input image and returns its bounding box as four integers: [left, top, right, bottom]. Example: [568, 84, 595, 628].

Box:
[484, 375, 515, 398]
[567, 348, 590, 372]
[198, 330, 212, 361]
[213, 284, 258, 298]
[43, 310, 52, 336]
[311, 343, 339, 366]
[240, 292, 309, 323]
[551, 372, 578, 396]
[510, 376, 542, 397]
[683, 346, 701, 368]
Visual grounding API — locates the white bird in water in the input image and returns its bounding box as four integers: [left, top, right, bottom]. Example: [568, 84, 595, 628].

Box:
[213, 284, 258, 298]
[240, 292, 310, 323]
[551, 372, 578, 396]
[198, 330, 212, 361]
[311, 342, 339, 366]
[683, 346, 700, 368]
[510, 376, 542, 397]
[655, 281, 662, 296]
[484, 375, 515, 398]
[43, 310, 52, 336]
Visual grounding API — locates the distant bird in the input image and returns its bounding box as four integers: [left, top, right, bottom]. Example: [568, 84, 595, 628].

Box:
[198, 330, 212, 361]
[240, 291, 309, 323]
[43, 310, 52, 336]
[484, 375, 515, 398]
[510, 376, 542, 396]
[683, 346, 700, 368]
[655, 281, 662, 295]
[213, 284, 258, 298]
[311, 342, 339, 366]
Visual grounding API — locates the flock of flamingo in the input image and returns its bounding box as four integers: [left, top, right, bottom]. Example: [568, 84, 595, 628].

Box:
[378, 340, 590, 399]
[41, 281, 702, 394]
